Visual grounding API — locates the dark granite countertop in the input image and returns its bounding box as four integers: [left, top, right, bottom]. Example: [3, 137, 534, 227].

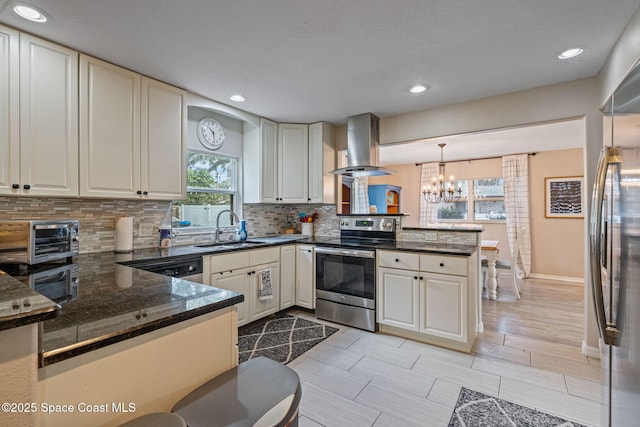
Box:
[0, 236, 305, 335]
[0, 271, 60, 331]
[3, 252, 244, 366]
[308, 237, 476, 256]
[0, 232, 475, 366]
[403, 224, 484, 232]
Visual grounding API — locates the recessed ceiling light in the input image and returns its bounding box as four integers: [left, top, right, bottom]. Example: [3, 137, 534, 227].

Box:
[13, 5, 47, 22]
[558, 48, 584, 60]
[409, 84, 428, 94]
[230, 94, 245, 102]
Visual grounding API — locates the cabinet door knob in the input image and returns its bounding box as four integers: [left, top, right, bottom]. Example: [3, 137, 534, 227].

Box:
[307, 198, 311, 202]
[395, 258, 399, 262]
[414, 276, 418, 280]
[439, 262, 444, 267]
[136, 190, 142, 195]
[23, 184, 30, 190]
[420, 276, 424, 280]
[143, 191, 148, 196]
[11, 184, 19, 189]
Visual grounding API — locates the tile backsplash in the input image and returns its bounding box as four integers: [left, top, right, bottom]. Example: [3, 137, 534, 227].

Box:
[242, 204, 339, 238]
[0, 197, 172, 254]
[0, 197, 339, 254]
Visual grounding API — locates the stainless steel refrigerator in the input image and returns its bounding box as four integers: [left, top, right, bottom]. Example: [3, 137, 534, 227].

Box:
[590, 61, 640, 427]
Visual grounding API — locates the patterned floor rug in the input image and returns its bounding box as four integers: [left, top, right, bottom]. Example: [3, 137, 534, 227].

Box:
[448, 388, 587, 427]
[238, 313, 339, 364]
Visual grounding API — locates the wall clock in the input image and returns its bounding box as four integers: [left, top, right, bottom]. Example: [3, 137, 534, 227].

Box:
[197, 117, 225, 150]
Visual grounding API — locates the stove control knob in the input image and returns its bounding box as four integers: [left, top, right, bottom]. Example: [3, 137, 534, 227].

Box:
[340, 220, 349, 227]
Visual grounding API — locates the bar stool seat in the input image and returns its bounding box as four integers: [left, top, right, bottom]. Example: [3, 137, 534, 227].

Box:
[119, 412, 186, 427]
[172, 356, 301, 427]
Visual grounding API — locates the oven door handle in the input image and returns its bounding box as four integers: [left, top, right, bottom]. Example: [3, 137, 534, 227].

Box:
[314, 247, 375, 258]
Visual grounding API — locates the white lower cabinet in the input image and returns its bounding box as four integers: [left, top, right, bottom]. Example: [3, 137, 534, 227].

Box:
[420, 272, 467, 342]
[210, 267, 252, 325]
[377, 267, 419, 330]
[295, 244, 315, 309]
[377, 250, 475, 352]
[205, 247, 280, 326]
[280, 245, 296, 310]
[250, 262, 280, 321]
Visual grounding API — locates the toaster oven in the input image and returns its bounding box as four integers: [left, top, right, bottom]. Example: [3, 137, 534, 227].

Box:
[0, 220, 79, 265]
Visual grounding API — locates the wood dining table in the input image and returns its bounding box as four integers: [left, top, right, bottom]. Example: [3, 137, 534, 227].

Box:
[481, 240, 500, 300]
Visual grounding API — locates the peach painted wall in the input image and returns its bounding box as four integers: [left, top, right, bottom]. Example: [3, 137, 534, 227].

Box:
[369, 148, 584, 279]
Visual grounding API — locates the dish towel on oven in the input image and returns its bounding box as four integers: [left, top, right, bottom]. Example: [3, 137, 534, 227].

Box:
[257, 268, 273, 301]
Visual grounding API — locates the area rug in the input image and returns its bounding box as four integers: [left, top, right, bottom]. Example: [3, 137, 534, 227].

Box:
[238, 313, 339, 364]
[448, 388, 587, 427]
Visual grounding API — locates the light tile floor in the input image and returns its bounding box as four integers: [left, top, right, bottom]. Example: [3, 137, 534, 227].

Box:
[286, 294, 601, 426]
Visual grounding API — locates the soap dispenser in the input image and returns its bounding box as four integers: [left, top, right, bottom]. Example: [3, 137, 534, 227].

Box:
[237, 220, 248, 241]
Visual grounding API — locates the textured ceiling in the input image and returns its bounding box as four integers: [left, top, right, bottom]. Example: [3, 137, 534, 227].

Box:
[1, 0, 637, 126]
[1, 1, 637, 164]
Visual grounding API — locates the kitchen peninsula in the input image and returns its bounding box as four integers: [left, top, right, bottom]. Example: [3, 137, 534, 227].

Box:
[1, 223, 484, 426]
[0, 248, 244, 427]
[383, 223, 484, 352]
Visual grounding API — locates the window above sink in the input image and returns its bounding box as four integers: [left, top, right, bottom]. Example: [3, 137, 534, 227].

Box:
[173, 150, 240, 233]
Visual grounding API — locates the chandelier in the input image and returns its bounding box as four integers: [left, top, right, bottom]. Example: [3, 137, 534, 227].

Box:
[422, 143, 463, 204]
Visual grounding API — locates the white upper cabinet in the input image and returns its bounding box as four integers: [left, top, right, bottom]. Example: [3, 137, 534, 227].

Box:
[80, 55, 141, 198]
[0, 26, 19, 196]
[308, 122, 336, 204]
[278, 123, 308, 203]
[244, 120, 335, 204]
[260, 118, 278, 202]
[141, 78, 186, 199]
[80, 54, 185, 199]
[0, 26, 79, 197]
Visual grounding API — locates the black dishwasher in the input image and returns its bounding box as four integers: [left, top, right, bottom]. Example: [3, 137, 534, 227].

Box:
[122, 257, 203, 282]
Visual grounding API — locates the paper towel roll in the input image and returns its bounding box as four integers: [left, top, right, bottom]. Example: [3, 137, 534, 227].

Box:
[114, 217, 133, 253]
[115, 264, 133, 289]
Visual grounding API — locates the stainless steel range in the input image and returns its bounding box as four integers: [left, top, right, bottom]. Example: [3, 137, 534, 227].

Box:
[315, 216, 396, 331]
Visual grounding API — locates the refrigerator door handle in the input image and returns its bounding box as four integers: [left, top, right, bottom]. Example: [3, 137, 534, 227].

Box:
[589, 146, 621, 346]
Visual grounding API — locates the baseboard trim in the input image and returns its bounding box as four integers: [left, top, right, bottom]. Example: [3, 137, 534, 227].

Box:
[527, 273, 584, 283]
[582, 340, 601, 359]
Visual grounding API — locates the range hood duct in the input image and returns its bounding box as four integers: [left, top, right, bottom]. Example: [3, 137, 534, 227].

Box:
[330, 113, 395, 176]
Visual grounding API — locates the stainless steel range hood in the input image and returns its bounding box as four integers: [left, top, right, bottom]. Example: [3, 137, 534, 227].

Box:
[330, 113, 395, 176]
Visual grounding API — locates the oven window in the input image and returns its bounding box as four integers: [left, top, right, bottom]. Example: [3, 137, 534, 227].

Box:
[33, 226, 72, 257]
[316, 253, 375, 299]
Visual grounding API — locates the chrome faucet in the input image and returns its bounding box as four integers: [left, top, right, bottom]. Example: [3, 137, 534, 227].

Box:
[215, 209, 240, 242]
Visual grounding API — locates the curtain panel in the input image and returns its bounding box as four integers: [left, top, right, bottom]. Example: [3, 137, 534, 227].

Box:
[502, 154, 531, 277]
[419, 162, 439, 226]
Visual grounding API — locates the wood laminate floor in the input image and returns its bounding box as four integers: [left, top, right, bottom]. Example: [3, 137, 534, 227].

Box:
[481, 272, 585, 347]
[287, 273, 601, 426]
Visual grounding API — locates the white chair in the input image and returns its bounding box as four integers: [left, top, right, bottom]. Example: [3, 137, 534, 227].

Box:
[482, 227, 526, 299]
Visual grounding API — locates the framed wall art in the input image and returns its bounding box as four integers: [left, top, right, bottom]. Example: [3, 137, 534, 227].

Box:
[545, 176, 584, 218]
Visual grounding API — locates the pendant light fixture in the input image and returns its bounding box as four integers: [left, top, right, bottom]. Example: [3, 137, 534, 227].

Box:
[422, 143, 463, 203]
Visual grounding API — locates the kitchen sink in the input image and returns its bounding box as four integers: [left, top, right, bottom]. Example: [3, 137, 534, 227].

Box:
[195, 240, 262, 248]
